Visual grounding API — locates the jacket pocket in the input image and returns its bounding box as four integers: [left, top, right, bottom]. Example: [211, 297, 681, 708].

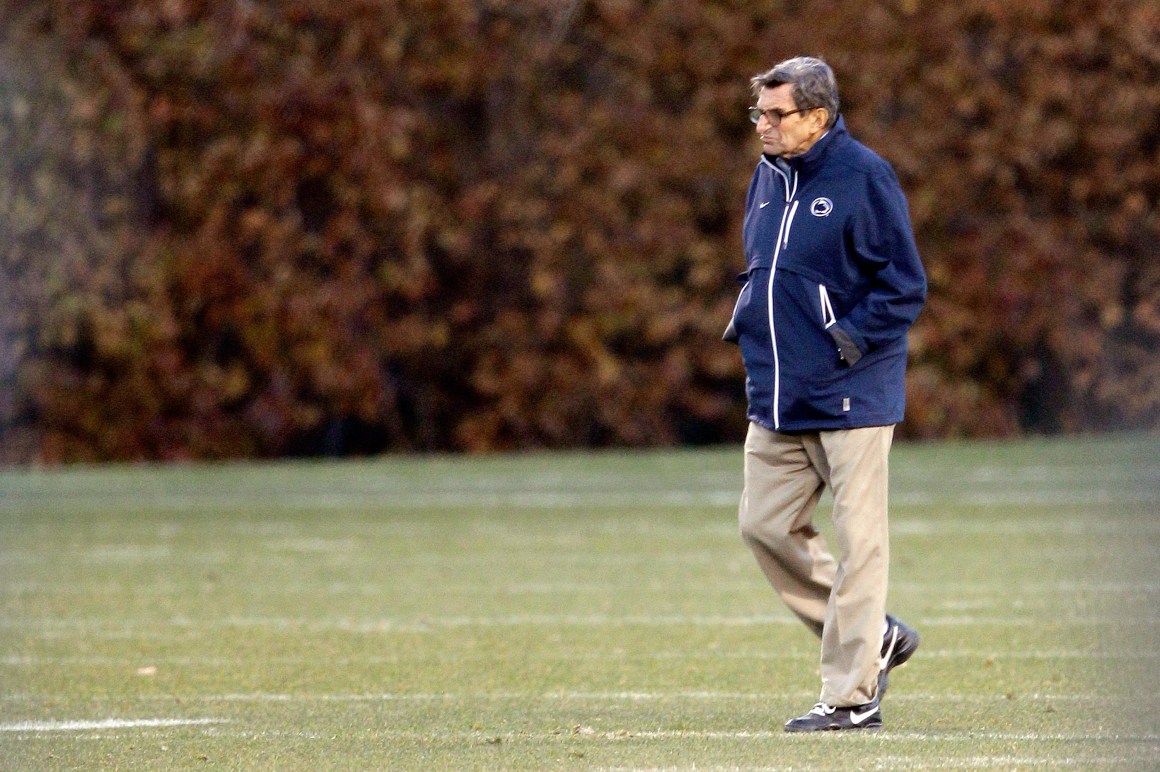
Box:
[723, 270, 752, 342]
[819, 284, 837, 330]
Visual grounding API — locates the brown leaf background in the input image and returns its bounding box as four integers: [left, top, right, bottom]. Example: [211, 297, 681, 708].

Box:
[1, 0, 1157, 462]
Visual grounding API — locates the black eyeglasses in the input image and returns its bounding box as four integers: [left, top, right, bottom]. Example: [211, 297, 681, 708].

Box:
[748, 106, 810, 126]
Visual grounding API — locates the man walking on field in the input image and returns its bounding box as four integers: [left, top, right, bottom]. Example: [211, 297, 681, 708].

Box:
[723, 56, 926, 731]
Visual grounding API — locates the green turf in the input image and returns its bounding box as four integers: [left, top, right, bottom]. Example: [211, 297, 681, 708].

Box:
[2, 434, 1158, 769]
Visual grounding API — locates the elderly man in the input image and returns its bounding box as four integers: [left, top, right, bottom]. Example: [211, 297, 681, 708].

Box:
[723, 56, 927, 732]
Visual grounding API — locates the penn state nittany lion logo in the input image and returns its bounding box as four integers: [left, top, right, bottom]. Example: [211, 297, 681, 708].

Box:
[810, 197, 833, 217]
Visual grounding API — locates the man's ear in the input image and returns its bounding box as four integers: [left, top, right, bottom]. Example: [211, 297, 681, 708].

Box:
[811, 108, 831, 132]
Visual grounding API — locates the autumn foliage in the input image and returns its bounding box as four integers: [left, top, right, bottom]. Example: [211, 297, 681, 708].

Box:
[1, 0, 1157, 463]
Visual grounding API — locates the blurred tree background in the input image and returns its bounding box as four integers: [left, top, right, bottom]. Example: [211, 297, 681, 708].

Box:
[0, 0, 1157, 463]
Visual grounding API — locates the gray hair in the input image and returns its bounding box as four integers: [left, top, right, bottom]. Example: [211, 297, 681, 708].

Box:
[751, 56, 840, 129]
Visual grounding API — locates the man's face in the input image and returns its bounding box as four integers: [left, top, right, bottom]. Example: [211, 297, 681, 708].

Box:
[754, 84, 826, 158]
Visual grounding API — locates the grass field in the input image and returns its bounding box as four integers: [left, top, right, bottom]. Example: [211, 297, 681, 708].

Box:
[1, 434, 1158, 770]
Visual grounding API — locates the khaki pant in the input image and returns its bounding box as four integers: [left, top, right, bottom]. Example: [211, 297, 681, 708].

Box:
[739, 421, 894, 707]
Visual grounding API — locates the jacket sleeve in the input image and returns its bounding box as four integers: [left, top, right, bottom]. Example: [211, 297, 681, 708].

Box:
[828, 165, 926, 366]
[724, 168, 764, 344]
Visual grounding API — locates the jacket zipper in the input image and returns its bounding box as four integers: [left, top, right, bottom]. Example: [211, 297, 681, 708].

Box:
[767, 166, 799, 430]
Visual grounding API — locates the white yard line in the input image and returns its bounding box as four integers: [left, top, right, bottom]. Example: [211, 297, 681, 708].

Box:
[6, 716, 1154, 768]
[3, 613, 1157, 634]
[165, 724, 1160, 747]
[599, 751, 1160, 771]
[592, 729, 1160, 742]
[6, 579, 1159, 595]
[2, 648, 1156, 667]
[2, 691, 1143, 705]
[0, 717, 228, 732]
[2, 481, 1157, 512]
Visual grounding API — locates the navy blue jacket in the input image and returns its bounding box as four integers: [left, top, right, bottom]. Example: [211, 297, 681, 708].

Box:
[724, 116, 926, 432]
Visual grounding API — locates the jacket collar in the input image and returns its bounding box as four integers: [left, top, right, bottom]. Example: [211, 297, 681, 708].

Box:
[761, 114, 847, 174]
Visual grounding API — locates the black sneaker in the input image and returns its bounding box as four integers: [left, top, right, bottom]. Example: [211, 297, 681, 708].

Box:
[879, 614, 920, 698]
[784, 700, 882, 732]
